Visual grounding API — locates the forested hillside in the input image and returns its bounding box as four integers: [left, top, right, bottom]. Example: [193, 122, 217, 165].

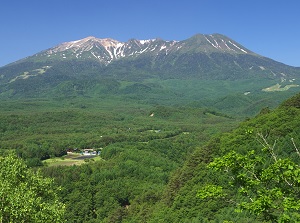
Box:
[149, 92, 300, 222]
[37, 93, 300, 222]
[0, 96, 236, 222]
[1, 90, 299, 222]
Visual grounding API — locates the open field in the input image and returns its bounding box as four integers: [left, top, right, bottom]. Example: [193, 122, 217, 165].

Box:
[262, 83, 299, 92]
[43, 153, 102, 167]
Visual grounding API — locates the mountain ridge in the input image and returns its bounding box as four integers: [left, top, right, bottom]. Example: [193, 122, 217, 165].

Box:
[6, 34, 255, 67]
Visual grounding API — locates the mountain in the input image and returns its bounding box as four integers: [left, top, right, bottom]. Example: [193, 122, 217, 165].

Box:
[2, 33, 299, 81]
[0, 33, 299, 115]
[12, 34, 253, 64]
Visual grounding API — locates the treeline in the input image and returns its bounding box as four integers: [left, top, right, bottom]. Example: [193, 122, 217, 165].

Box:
[16, 144, 67, 167]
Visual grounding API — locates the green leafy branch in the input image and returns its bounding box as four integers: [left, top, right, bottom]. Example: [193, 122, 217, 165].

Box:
[197, 133, 300, 222]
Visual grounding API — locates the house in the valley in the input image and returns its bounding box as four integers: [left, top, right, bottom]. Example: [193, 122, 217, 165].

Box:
[82, 149, 95, 155]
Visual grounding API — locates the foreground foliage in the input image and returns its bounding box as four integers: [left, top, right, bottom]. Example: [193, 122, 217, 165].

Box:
[196, 95, 300, 222]
[0, 154, 65, 223]
[199, 135, 300, 222]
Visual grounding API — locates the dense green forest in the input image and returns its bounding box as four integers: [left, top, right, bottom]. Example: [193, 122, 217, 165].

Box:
[151, 93, 300, 223]
[1, 91, 300, 222]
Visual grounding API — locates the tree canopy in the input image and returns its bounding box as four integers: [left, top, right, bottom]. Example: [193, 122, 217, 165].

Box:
[0, 154, 65, 223]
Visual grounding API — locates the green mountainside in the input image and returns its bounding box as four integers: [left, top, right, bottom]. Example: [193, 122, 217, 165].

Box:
[1, 34, 300, 115]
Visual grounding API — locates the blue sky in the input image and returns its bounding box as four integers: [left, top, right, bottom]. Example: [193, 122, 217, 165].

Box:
[1, 0, 299, 67]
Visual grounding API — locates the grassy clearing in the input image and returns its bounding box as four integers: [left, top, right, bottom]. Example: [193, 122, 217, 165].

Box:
[262, 83, 299, 92]
[43, 153, 102, 167]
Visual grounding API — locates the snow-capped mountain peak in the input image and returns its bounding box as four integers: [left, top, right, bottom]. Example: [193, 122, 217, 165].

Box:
[48, 36, 122, 53]
[36, 34, 253, 65]
[40, 36, 178, 64]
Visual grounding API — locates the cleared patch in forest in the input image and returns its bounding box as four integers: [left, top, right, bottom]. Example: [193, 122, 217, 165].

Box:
[43, 153, 101, 167]
[262, 83, 299, 92]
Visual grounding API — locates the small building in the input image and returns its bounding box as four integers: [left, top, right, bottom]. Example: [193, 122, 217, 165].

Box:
[81, 148, 100, 156]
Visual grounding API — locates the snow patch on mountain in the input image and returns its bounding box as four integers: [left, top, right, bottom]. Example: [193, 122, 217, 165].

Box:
[9, 66, 51, 83]
[205, 36, 218, 49]
[139, 39, 155, 44]
[228, 41, 248, 53]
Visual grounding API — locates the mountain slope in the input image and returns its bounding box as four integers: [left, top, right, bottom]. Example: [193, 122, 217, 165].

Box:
[0, 33, 300, 116]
